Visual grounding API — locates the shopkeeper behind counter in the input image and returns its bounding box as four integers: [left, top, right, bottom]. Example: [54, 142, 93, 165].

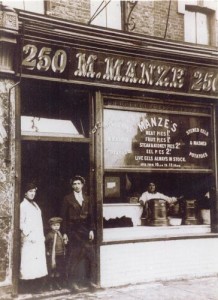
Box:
[139, 182, 178, 206]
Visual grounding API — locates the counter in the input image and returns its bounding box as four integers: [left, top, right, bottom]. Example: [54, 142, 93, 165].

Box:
[103, 203, 143, 226]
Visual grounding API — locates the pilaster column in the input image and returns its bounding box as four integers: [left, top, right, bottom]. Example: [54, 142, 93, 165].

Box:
[211, 104, 218, 233]
[0, 4, 18, 73]
[0, 3, 18, 295]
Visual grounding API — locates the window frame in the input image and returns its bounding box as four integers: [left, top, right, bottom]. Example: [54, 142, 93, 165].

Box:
[184, 5, 215, 46]
[89, 0, 124, 30]
[2, 0, 46, 14]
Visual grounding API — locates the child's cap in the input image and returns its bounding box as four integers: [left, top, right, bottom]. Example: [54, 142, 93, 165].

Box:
[48, 217, 63, 225]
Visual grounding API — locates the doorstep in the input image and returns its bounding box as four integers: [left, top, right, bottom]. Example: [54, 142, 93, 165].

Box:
[15, 288, 71, 300]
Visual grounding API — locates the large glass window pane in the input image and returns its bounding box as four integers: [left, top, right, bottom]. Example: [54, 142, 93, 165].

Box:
[91, 0, 107, 27]
[196, 12, 209, 44]
[184, 10, 196, 43]
[90, 0, 121, 29]
[107, 0, 121, 29]
[2, 0, 44, 14]
[185, 9, 210, 45]
[103, 109, 212, 170]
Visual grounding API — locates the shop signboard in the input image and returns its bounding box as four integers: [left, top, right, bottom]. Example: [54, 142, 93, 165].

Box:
[103, 109, 211, 170]
[21, 40, 218, 97]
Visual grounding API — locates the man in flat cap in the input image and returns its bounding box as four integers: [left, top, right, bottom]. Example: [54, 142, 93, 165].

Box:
[61, 175, 98, 293]
[20, 182, 47, 293]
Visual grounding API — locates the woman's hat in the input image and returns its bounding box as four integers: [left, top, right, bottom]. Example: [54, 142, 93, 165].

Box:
[48, 217, 63, 225]
[24, 182, 37, 193]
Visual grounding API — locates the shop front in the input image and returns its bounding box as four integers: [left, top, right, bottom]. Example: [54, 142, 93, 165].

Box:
[99, 95, 217, 287]
[0, 7, 218, 296]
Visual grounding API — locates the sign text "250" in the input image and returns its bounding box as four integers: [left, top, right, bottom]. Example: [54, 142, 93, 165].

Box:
[22, 45, 67, 73]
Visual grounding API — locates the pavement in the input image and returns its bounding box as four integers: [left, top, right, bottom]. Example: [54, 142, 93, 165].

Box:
[12, 276, 218, 300]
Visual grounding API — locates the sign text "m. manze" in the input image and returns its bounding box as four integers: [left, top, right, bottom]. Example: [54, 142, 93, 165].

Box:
[74, 53, 184, 89]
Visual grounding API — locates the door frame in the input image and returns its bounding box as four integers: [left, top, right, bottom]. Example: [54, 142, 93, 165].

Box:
[13, 82, 94, 295]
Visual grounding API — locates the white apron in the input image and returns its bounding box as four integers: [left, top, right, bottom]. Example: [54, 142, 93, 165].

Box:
[20, 198, 48, 280]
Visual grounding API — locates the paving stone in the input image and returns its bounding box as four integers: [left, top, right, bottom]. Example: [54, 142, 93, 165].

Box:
[15, 277, 218, 300]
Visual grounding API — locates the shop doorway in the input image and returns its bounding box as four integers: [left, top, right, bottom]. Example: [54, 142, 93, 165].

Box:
[21, 140, 90, 231]
[20, 79, 91, 230]
[17, 80, 93, 295]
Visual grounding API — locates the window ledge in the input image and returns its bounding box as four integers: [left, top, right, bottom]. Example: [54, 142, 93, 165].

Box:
[102, 225, 214, 244]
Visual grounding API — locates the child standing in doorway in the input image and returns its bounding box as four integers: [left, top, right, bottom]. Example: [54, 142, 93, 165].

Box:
[45, 217, 68, 291]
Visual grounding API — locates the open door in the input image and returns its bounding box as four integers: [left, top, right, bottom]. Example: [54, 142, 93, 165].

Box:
[21, 140, 90, 231]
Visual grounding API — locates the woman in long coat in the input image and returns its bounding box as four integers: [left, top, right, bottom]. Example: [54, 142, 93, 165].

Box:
[20, 182, 48, 292]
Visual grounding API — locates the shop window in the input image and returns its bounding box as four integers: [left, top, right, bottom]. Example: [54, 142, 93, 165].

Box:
[184, 10, 210, 45]
[103, 172, 212, 228]
[102, 99, 213, 235]
[2, 0, 45, 14]
[90, 0, 122, 29]
[103, 108, 212, 171]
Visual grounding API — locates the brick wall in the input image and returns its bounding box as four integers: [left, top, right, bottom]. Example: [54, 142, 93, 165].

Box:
[130, 1, 183, 41]
[47, 0, 90, 23]
[130, 1, 155, 36]
[100, 238, 218, 287]
[153, 0, 184, 41]
[47, 1, 184, 42]
[46, 1, 218, 46]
